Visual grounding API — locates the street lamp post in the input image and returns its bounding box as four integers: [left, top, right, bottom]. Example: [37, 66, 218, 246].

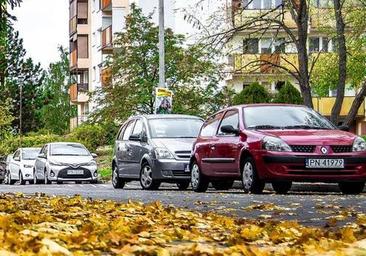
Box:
[159, 0, 165, 88]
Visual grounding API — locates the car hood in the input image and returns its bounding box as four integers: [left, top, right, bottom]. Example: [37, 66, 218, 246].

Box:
[48, 155, 94, 164]
[22, 160, 36, 166]
[259, 129, 357, 145]
[151, 138, 196, 153]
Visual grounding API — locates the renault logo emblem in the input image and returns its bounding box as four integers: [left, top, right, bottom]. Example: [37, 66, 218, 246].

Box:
[320, 147, 328, 155]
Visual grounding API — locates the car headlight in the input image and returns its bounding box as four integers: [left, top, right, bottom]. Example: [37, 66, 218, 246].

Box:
[23, 164, 33, 168]
[49, 160, 65, 166]
[155, 147, 174, 159]
[353, 137, 366, 152]
[262, 136, 292, 152]
[83, 161, 97, 167]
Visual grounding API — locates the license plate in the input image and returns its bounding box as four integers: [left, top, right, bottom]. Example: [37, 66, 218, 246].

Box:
[67, 170, 84, 175]
[305, 159, 344, 169]
[184, 164, 190, 173]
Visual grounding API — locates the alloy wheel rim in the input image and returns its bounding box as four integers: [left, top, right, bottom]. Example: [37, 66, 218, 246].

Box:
[112, 167, 118, 187]
[141, 166, 152, 188]
[191, 164, 200, 189]
[242, 162, 254, 190]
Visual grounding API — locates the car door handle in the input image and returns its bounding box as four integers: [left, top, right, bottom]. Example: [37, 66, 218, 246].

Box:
[210, 146, 216, 150]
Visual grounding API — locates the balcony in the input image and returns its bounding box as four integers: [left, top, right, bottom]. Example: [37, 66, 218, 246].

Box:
[101, 68, 112, 87]
[101, 0, 112, 11]
[101, 26, 113, 51]
[70, 50, 77, 69]
[69, 83, 89, 103]
[69, 15, 77, 36]
[313, 97, 365, 117]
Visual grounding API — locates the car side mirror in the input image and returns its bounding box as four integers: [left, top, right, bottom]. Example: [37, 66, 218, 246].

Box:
[338, 125, 349, 132]
[129, 134, 142, 142]
[13, 156, 20, 162]
[141, 133, 148, 143]
[91, 153, 98, 158]
[221, 125, 239, 135]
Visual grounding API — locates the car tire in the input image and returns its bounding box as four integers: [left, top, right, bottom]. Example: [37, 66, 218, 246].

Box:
[140, 162, 161, 190]
[176, 181, 190, 190]
[33, 170, 42, 184]
[44, 170, 51, 185]
[272, 181, 292, 194]
[241, 157, 265, 194]
[112, 165, 125, 189]
[338, 182, 365, 195]
[8, 172, 15, 185]
[212, 180, 234, 190]
[19, 172, 26, 185]
[0, 179, 3, 184]
[191, 161, 209, 192]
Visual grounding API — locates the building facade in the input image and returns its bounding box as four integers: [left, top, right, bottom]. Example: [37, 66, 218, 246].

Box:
[226, 0, 366, 134]
[68, 0, 176, 128]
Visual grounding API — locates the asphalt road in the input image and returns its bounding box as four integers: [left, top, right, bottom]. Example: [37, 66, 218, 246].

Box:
[0, 181, 365, 227]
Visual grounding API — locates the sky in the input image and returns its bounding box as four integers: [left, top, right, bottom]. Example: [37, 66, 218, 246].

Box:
[12, 0, 69, 69]
[11, 0, 221, 69]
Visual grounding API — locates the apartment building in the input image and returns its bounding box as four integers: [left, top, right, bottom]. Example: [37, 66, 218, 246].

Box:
[68, 0, 176, 128]
[226, 0, 366, 134]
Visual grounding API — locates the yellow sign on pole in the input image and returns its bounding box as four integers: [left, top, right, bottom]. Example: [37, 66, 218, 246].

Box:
[155, 88, 173, 114]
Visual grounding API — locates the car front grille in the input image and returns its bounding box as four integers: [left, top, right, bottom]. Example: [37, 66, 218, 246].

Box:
[172, 170, 190, 177]
[290, 145, 316, 153]
[57, 168, 92, 179]
[174, 151, 191, 160]
[331, 145, 353, 153]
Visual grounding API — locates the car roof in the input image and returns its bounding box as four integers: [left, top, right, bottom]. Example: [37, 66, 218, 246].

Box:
[238, 103, 306, 108]
[130, 114, 202, 120]
[48, 142, 83, 146]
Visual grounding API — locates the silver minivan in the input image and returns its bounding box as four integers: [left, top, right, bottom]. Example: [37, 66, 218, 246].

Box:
[112, 114, 203, 190]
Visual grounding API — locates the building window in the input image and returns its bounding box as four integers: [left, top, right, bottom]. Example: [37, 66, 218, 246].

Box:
[309, 37, 320, 53]
[274, 38, 285, 53]
[275, 81, 285, 91]
[244, 0, 283, 9]
[261, 38, 272, 54]
[77, 35, 89, 58]
[321, 37, 330, 52]
[316, 0, 332, 8]
[243, 38, 259, 54]
[262, 0, 272, 9]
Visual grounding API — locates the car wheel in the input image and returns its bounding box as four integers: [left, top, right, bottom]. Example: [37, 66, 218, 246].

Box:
[191, 162, 209, 192]
[44, 170, 51, 185]
[176, 181, 190, 190]
[19, 172, 26, 185]
[212, 180, 234, 190]
[241, 157, 265, 194]
[8, 172, 15, 185]
[339, 182, 365, 195]
[112, 165, 125, 189]
[33, 170, 41, 184]
[140, 162, 160, 190]
[0, 179, 3, 184]
[272, 181, 292, 194]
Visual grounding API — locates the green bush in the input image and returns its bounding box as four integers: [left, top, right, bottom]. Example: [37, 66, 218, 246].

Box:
[68, 124, 112, 152]
[273, 82, 303, 104]
[232, 82, 271, 105]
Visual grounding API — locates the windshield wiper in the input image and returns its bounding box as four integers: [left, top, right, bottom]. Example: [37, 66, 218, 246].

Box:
[247, 125, 283, 130]
[284, 125, 330, 130]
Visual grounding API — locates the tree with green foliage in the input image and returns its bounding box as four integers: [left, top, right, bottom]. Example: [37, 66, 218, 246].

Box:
[92, 4, 229, 122]
[232, 82, 271, 105]
[2, 25, 44, 133]
[273, 83, 303, 104]
[40, 47, 74, 134]
[0, 99, 13, 139]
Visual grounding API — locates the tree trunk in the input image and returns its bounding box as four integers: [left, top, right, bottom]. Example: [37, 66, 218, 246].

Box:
[293, 0, 313, 108]
[343, 82, 366, 127]
[330, 0, 347, 125]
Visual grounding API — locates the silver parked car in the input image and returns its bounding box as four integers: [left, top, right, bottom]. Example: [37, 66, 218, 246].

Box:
[34, 142, 98, 184]
[7, 148, 41, 185]
[112, 114, 203, 190]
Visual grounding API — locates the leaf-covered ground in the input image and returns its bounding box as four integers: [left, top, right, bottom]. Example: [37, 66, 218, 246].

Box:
[0, 194, 365, 255]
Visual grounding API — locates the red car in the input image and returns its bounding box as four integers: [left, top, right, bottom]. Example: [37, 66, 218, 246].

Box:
[190, 104, 366, 194]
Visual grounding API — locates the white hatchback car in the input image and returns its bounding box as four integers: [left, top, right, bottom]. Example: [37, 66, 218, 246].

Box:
[34, 142, 98, 184]
[7, 148, 41, 185]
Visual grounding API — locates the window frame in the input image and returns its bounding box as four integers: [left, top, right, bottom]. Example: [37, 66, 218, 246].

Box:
[200, 112, 224, 137]
[217, 109, 240, 137]
[122, 120, 136, 141]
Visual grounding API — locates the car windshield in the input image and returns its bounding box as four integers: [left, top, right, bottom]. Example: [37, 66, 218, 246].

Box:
[244, 106, 336, 130]
[149, 118, 203, 138]
[50, 144, 90, 156]
[22, 149, 40, 160]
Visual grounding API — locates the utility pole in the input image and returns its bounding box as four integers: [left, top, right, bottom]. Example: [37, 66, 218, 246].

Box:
[159, 0, 165, 88]
[19, 82, 23, 148]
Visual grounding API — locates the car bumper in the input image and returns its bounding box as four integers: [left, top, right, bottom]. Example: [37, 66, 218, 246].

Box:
[151, 159, 190, 181]
[22, 168, 34, 180]
[255, 152, 366, 182]
[48, 166, 98, 181]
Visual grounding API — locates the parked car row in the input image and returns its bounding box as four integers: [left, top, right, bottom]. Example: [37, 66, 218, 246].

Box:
[112, 104, 366, 194]
[1, 142, 98, 185]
